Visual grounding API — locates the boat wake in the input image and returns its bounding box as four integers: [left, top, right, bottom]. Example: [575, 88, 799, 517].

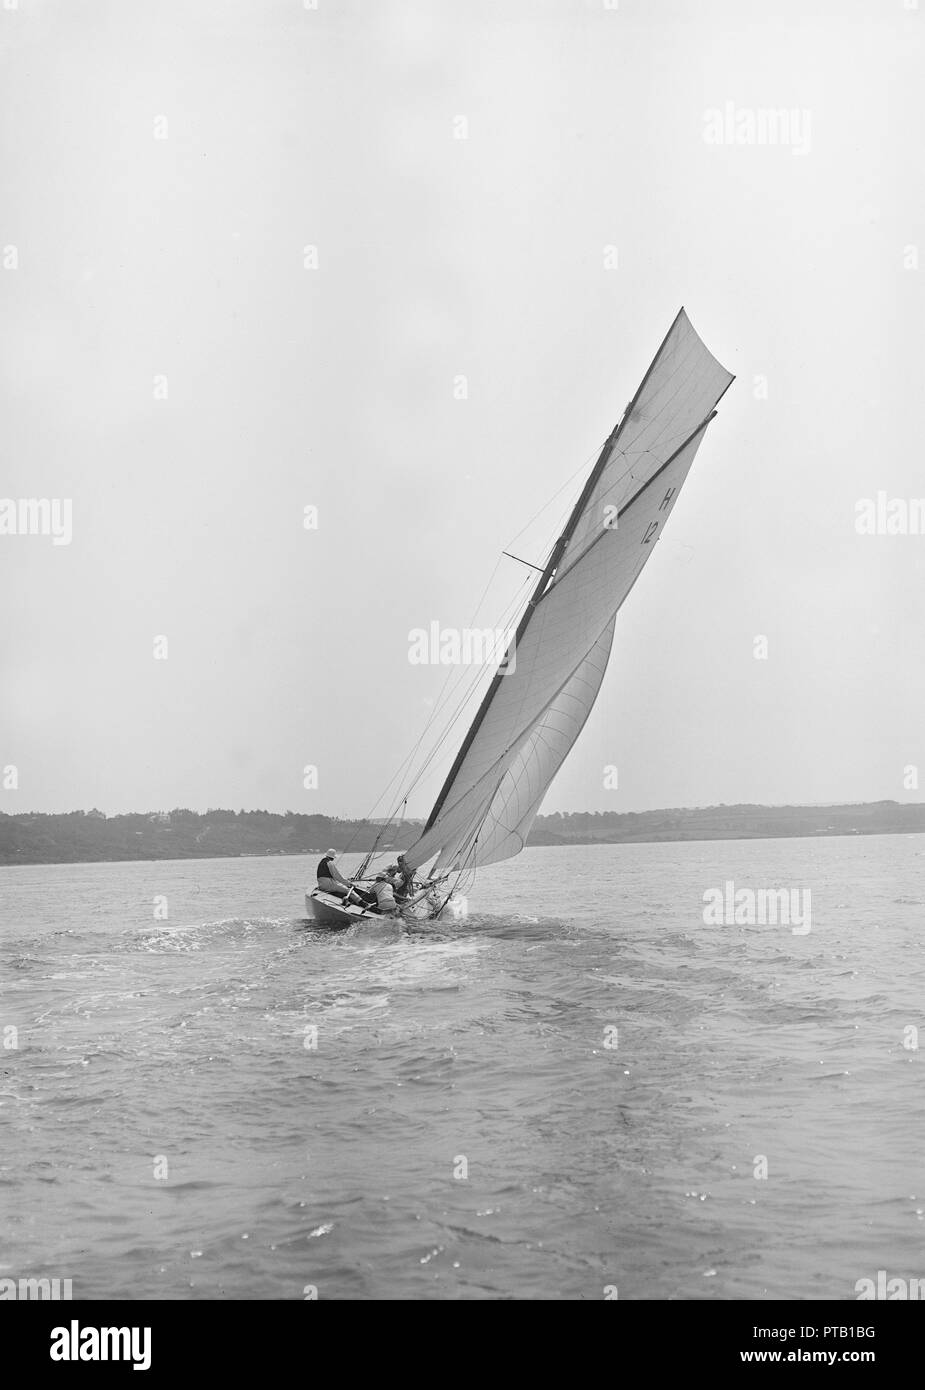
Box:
[295, 908, 570, 946]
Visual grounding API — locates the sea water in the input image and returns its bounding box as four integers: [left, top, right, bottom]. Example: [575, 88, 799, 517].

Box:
[1, 835, 923, 1300]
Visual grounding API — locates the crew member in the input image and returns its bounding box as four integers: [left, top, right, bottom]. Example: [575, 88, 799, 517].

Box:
[372, 872, 399, 914]
[386, 855, 414, 902]
[316, 849, 353, 899]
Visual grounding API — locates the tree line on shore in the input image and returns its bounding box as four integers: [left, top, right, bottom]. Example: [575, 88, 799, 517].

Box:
[1, 800, 923, 865]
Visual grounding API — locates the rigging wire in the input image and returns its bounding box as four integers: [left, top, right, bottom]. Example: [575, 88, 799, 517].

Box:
[390, 442, 612, 813]
[342, 437, 614, 863]
[348, 566, 530, 825]
[503, 441, 603, 552]
[394, 573, 533, 794]
[342, 565, 533, 859]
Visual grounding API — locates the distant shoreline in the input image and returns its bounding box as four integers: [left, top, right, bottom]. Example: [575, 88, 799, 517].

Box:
[1, 801, 923, 867]
[1, 828, 924, 873]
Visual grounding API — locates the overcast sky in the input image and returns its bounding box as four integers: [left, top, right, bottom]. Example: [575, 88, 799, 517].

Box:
[1, 0, 922, 819]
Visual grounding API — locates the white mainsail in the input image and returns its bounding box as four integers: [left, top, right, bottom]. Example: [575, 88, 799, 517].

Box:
[555, 307, 735, 572]
[432, 616, 617, 874]
[403, 309, 733, 878]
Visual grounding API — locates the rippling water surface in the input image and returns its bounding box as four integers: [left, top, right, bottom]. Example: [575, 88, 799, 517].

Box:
[2, 836, 923, 1300]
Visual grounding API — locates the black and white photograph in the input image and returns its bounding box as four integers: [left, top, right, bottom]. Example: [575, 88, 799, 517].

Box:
[1, 0, 922, 1351]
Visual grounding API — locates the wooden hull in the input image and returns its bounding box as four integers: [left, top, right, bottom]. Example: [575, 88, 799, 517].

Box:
[306, 889, 381, 928]
[305, 886, 449, 928]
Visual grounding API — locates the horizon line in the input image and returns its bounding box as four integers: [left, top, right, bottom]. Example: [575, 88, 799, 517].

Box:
[3, 797, 923, 820]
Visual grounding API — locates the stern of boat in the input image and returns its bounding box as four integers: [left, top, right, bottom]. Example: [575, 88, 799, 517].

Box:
[306, 889, 373, 928]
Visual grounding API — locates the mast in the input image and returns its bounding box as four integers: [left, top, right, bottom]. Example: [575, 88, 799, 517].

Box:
[422, 308, 688, 835]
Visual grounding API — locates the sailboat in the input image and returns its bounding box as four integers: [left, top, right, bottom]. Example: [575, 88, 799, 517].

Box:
[307, 308, 734, 927]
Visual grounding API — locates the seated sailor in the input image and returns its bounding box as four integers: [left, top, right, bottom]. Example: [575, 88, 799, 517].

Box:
[349, 883, 378, 908]
[385, 856, 414, 903]
[384, 863, 402, 892]
[316, 849, 352, 898]
[372, 872, 399, 914]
